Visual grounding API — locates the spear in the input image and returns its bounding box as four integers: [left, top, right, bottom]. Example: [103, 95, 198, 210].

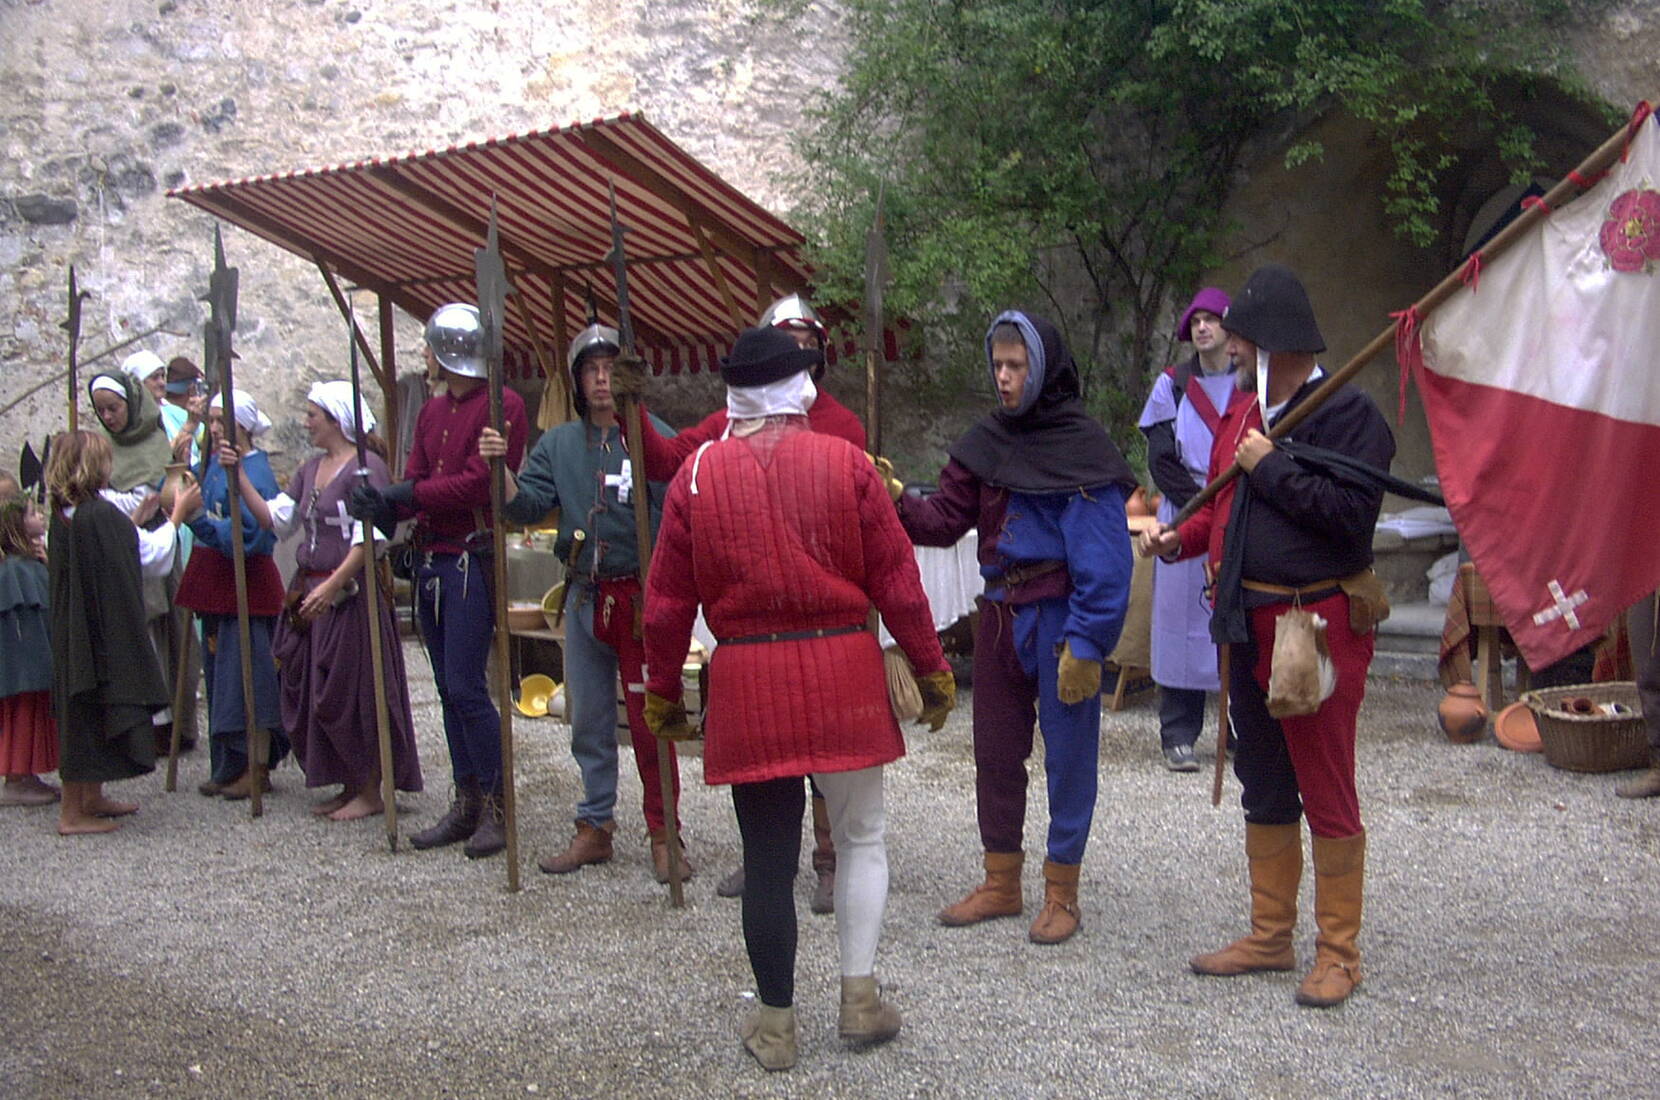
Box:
[348, 314, 401, 852]
[203, 225, 269, 818]
[475, 198, 522, 891]
[863, 183, 889, 454]
[60, 267, 90, 431]
[608, 181, 686, 907]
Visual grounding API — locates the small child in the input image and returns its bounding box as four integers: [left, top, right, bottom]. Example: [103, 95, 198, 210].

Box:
[0, 496, 58, 806]
[46, 430, 188, 835]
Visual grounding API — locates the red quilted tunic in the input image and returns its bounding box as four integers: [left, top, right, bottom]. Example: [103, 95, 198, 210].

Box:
[644, 420, 948, 786]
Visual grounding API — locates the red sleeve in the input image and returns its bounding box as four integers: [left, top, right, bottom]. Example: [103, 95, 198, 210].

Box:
[641, 407, 721, 481]
[643, 466, 700, 700]
[855, 459, 948, 677]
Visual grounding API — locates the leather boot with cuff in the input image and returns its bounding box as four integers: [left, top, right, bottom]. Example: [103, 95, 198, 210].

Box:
[464, 792, 507, 859]
[1191, 821, 1301, 975]
[410, 778, 484, 850]
[838, 976, 902, 1045]
[1028, 859, 1082, 944]
[741, 1004, 797, 1071]
[810, 795, 836, 914]
[539, 819, 615, 874]
[938, 851, 1024, 926]
[650, 829, 695, 884]
[1616, 751, 1660, 798]
[1295, 830, 1365, 1007]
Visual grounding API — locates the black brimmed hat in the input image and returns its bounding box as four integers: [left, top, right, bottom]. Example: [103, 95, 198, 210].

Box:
[1222, 264, 1325, 353]
[721, 325, 823, 388]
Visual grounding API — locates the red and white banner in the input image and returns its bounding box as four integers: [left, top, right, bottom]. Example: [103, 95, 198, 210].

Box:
[1417, 108, 1660, 671]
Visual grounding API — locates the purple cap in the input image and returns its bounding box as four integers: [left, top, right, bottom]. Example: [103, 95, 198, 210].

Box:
[1178, 287, 1231, 342]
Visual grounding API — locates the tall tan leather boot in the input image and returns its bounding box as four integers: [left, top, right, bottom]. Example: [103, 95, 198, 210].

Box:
[740, 1004, 797, 1071]
[1616, 752, 1660, 798]
[1295, 830, 1365, 1007]
[1191, 822, 1301, 975]
[1028, 859, 1082, 944]
[838, 976, 902, 1045]
[937, 851, 1024, 926]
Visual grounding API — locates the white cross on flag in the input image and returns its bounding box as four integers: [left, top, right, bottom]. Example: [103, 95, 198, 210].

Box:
[1416, 106, 1660, 670]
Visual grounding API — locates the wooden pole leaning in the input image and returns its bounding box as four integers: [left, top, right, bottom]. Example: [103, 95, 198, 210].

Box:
[1169, 106, 1648, 532]
[348, 326, 400, 852]
[625, 393, 685, 908]
[219, 370, 268, 818]
[486, 370, 521, 892]
[164, 611, 194, 793]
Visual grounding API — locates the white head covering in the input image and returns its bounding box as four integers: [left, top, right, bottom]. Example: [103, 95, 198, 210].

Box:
[307, 380, 376, 442]
[725, 371, 817, 426]
[213, 387, 273, 437]
[121, 349, 166, 383]
[90, 376, 128, 398]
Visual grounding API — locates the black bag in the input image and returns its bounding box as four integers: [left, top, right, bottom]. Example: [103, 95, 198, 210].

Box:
[388, 541, 417, 581]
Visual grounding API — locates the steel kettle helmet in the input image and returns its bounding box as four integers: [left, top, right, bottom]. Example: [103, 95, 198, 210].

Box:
[567, 323, 622, 416]
[424, 303, 487, 378]
[759, 293, 827, 344]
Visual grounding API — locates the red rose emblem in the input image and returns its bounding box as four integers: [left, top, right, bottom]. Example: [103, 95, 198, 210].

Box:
[1599, 187, 1660, 273]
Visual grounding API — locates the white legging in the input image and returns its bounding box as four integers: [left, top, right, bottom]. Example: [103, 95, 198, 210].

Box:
[812, 765, 887, 977]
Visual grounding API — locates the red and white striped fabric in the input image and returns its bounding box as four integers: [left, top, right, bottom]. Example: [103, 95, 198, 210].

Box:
[1417, 108, 1660, 670]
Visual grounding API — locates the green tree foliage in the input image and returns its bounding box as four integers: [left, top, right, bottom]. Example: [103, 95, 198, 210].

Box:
[787, 0, 1597, 430]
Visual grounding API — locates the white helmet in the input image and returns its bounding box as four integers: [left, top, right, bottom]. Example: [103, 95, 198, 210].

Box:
[759, 293, 827, 344]
[424, 303, 486, 379]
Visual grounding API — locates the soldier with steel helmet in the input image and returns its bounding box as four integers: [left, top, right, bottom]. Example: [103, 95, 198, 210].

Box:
[349, 302, 528, 860]
[630, 292, 867, 908]
[478, 318, 688, 882]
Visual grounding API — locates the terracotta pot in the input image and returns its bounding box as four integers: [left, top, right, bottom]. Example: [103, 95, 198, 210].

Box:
[1437, 681, 1487, 743]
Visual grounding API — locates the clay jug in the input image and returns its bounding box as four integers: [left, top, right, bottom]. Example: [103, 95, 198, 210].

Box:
[1437, 681, 1487, 743]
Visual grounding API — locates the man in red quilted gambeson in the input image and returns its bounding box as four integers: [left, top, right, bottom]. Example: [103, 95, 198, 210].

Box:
[642, 325, 954, 1073]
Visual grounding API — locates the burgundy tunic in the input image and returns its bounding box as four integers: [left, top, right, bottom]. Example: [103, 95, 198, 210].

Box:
[404, 382, 528, 553]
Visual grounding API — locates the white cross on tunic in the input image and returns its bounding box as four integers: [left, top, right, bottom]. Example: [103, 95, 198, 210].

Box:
[1531, 578, 1590, 631]
[323, 499, 355, 543]
[603, 458, 634, 504]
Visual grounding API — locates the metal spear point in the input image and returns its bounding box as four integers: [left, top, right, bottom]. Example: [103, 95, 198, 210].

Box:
[61, 266, 91, 431]
[476, 198, 522, 892]
[863, 183, 890, 454]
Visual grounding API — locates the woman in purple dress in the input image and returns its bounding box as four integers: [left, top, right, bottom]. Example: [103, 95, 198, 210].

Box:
[271, 381, 421, 821]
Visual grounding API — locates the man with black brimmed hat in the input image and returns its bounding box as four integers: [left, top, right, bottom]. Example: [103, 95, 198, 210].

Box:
[478, 319, 689, 883]
[888, 310, 1137, 947]
[640, 325, 953, 1072]
[1141, 262, 1395, 1008]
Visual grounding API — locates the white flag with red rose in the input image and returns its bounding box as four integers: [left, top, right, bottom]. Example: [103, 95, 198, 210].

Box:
[1416, 108, 1660, 671]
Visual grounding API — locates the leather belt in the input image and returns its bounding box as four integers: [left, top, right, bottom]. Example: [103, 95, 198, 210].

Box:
[997, 560, 1065, 587]
[719, 623, 866, 646]
[1241, 577, 1341, 599]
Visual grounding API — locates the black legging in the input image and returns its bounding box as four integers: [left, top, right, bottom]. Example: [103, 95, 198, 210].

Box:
[732, 776, 806, 1008]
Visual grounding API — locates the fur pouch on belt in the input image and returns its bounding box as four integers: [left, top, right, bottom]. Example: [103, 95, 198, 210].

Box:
[884, 645, 924, 721]
[1267, 610, 1337, 718]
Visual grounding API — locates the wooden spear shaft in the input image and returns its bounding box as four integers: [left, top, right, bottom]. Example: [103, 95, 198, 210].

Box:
[222, 426, 268, 818]
[1169, 106, 1649, 531]
[625, 394, 685, 908]
[164, 607, 194, 793]
[488, 378, 521, 892]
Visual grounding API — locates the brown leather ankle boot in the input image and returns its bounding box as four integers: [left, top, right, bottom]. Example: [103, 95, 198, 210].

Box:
[1191, 822, 1301, 975]
[810, 794, 836, 914]
[1296, 830, 1365, 1007]
[650, 829, 694, 883]
[938, 851, 1024, 926]
[409, 778, 483, 850]
[1028, 859, 1081, 944]
[463, 791, 507, 859]
[1616, 752, 1660, 798]
[539, 819, 615, 874]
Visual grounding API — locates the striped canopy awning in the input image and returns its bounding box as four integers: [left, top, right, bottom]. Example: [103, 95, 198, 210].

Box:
[167, 113, 822, 379]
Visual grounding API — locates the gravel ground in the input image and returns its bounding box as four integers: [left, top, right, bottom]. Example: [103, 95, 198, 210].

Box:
[3, 643, 1657, 1099]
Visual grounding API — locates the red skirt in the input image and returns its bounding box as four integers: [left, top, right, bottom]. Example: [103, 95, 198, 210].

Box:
[0, 691, 58, 776]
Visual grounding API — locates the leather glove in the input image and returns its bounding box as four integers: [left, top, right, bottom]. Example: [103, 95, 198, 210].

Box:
[1056, 640, 1102, 705]
[347, 480, 414, 538]
[644, 690, 699, 742]
[866, 453, 905, 504]
[916, 669, 957, 732]
[610, 354, 648, 401]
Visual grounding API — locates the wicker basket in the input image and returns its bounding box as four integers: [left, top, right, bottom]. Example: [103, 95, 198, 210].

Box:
[1520, 682, 1649, 773]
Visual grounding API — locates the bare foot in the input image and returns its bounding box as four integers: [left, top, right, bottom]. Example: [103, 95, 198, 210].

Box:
[59, 814, 120, 835]
[311, 790, 352, 816]
[84, 795, 139, 818]
[328, 791, 385, 822]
